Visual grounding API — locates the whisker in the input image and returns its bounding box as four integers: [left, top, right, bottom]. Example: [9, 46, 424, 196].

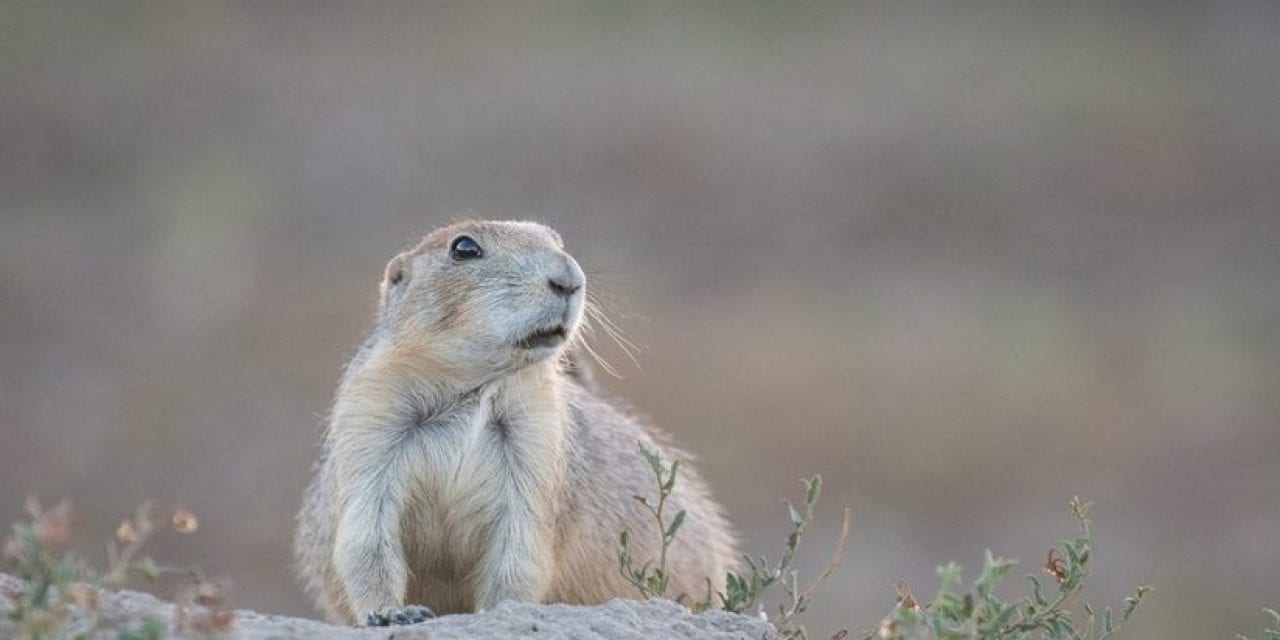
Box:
[586, 290, 648, 327]
[573, 318, 621, 378]
[589, 305, 640, 353]
[583, 298, 642, 372]
[586, 301, 640, 353]
[585, 288, 628, 313]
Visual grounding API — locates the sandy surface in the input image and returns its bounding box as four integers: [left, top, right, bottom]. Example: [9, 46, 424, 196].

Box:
[0, 573, 778, 639]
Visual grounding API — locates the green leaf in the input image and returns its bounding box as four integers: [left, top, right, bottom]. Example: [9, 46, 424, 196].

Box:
[785, 501, 803, 526]
[975, 549, 1016, 599]
[1064, 541, 1082, 568]
[936, 561, 963, 592]
[805, 476, 822, 507]
[666, 510, 687, 540]
[640, 445, 664, 477]
[982, 602, 1017, 633]
[1122, 586, 1150, 620]
[663, 460, 680, 493]
[1027, 575, 1048, 606]
[133, 556, 160, 582]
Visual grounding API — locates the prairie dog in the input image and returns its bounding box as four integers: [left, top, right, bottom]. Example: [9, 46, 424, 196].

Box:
[293, 220, 738, 624]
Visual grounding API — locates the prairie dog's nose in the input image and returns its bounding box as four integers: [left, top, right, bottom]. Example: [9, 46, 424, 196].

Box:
[547, 257, 585, 298]
[548, 273, 582, 298]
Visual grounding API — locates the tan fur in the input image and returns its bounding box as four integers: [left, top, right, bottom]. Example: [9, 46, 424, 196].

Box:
[294, 220, 738, 623]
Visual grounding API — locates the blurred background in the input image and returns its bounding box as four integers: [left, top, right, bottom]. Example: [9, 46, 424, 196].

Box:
[2, 2, 1278, 637]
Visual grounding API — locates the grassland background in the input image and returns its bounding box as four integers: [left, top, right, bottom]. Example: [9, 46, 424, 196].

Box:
[2, 3, 1278, 637]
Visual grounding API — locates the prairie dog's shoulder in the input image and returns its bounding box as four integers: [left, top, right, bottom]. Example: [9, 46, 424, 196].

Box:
[558, 381, 738, 573]
[560, 381, 702, 499]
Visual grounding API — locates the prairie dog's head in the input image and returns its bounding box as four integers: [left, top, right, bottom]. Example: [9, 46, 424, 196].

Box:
[377, 220, 586, 378]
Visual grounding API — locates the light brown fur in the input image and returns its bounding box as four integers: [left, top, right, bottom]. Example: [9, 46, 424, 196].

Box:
[294, 220, 738, 623]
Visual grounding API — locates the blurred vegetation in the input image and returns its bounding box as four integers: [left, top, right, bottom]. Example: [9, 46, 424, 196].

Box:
[2, 498, 229, 639]
[1, 2, 1278, 637]
[1238, 610, 1280, 640]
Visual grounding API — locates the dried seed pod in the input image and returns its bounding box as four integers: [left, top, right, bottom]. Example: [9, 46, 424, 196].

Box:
[172, 508, 199, 534]
[894, 580, 918, 610]
[116, 520, 140, 544]
[1045, 548, 1068, 584]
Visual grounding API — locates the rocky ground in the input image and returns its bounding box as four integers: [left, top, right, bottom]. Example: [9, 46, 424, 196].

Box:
[0, 573, 778, 639]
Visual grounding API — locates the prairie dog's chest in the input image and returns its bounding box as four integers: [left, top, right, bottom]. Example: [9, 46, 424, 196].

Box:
[396, 378, 567, 577]
[392, 408, 513, 609]
[408, 408, 512, 520]
[408, 379, 565, 505]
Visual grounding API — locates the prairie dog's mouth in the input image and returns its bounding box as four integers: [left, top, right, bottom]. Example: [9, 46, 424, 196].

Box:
[516, 325, 567, 350]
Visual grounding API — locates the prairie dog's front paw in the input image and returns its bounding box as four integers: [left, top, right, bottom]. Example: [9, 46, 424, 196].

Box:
[361, 605, 436, 626]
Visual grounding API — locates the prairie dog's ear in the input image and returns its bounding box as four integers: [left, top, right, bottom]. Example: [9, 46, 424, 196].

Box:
[379, 253, 412, 306]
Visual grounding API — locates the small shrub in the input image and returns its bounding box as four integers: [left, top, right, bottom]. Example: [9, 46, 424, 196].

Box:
[619, 445, 850, 639]
[1237, 608, 1280, 640]
[716, 474, 849, 640]
[617, 446, 687, 599]
[1, 497, 229, 640]
[870, 498, 1150, 640]
[115, 616, 166, 640]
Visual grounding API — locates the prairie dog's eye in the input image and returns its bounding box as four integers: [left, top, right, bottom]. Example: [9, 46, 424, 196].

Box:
[449, 236, 483, 261]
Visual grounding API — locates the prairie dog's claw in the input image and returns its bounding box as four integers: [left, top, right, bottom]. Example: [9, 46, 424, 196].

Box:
[361, 605, 436, 627]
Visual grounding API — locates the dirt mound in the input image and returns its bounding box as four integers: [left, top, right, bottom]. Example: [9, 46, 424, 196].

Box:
[0, 573, 777, 639]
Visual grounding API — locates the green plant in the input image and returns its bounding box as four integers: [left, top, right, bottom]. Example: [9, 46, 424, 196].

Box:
[1, 497, 228, 640]
[609, 451, 1280, 640]
[717, 475, 850, 640]
[115, 616, 166, 640]
[1237, 608, 1280, 640]
[617, 445, 687, 599]
[870, 498, 1150, 640]
[618, 445, 850, 640]
[3, 499, 79, 640]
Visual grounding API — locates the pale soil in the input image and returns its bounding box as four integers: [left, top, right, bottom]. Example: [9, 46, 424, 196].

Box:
[0, 573, 778, 639]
